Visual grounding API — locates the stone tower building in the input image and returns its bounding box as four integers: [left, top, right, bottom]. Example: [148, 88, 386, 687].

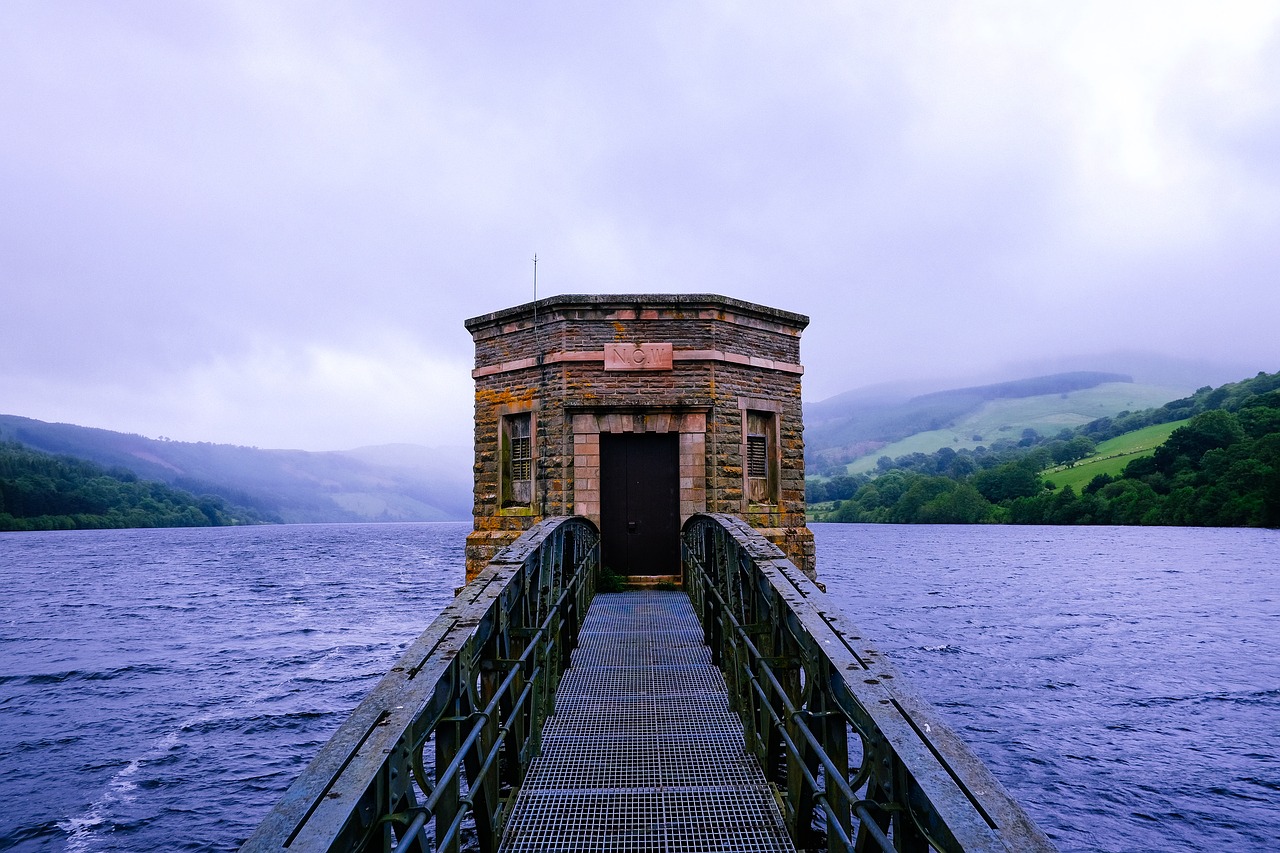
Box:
[463, 294, 813, 582]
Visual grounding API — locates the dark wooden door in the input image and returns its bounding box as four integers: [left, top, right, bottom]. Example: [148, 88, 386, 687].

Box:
[600, 432, 680, 576]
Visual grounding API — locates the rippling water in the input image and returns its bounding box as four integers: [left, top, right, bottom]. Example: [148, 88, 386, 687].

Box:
[1, 522, 1277, 851]
[0, 523, 465, 852]
[812, 523, 1280, 851]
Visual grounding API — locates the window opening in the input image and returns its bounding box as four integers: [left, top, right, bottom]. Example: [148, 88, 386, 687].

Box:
[744, 410, 777, 504]
[503, 413, 533, 507]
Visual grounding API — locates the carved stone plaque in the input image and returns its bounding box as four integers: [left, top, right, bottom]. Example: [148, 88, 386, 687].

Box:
[604, 342, 674, 371]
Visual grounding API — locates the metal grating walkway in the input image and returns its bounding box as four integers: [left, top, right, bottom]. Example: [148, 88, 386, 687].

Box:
[499, 591, 795, 853]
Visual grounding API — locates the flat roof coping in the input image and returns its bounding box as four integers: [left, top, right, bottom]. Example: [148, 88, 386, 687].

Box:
[464, 293, 810, 331]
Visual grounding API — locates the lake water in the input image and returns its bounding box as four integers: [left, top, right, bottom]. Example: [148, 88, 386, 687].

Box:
[1, 522, 1277, 851]
[813, 523, 1280, 851]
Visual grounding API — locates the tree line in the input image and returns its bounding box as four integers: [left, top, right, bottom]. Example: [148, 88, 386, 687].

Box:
[0, 441, 267, 531]
[809, 371, 1280, 528]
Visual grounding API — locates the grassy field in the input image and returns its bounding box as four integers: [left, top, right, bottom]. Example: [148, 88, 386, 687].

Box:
[1040, 419, 1188, 492]
[840, 382, 1189, 475]
[806, 418, 1188, 514]
[806, 500, 839, 522]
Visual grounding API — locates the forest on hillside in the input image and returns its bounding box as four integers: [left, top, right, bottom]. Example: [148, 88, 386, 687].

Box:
[0, 442, 267, 531]
[0, 414, 471, 523]
[810, 371, 1280, 528]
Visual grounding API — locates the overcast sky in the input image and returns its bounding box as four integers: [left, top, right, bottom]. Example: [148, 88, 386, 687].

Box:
[3, 2, 1278, 451]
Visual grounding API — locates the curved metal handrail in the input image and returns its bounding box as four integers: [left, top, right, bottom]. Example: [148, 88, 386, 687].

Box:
[682, 513, 1056, 853]
[242, 516, 600, 853]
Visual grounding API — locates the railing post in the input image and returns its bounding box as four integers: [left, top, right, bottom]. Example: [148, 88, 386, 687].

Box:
[500, 599, 527, 797]
[702, 529, 722, 667]
[813, 680, 852, 853]
[775, 616, 818, 848]
[434, 690, 463, 853]
[470, 659, 501, 851]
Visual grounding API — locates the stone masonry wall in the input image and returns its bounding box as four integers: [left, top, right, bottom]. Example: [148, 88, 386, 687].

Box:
[465, 295, 812, 581]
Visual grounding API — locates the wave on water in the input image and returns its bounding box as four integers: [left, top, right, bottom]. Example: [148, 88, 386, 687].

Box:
[1, 664, 170, 687]
[1123, 687, 1280, 709]
[1, 522, 467, 852]
[57, 729, 183, 853]
[810, 522, 1280, 852]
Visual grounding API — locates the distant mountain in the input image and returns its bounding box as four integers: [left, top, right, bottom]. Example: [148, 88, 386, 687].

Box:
[0, 416, 472, 523]
[802, 354, 1266, 475]
[996, 351, 1257, 391]
[805, 371, 1134, 462]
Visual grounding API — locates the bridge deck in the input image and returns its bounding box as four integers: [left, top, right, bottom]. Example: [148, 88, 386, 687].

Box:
[498, 591, 795, 852]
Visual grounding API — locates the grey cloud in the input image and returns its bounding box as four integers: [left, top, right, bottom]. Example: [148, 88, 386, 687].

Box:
[1, 3, 1277, 449]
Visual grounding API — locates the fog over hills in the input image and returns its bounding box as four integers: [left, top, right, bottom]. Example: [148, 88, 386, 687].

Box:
[0, 416, 471, 523]
[990, 351, 1257, 395]
[803, 354, 1256, 474]
[2, 354, 1263, 515]
[807, 352, 1251, 416]
[805, 372, 1136, 469]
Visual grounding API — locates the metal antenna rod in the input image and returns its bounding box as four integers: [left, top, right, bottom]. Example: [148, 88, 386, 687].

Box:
[532, 253, 539, 335]
[531, 252, 545, 516]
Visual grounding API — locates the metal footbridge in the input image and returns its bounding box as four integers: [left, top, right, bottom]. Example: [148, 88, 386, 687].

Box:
[243, 515, 1055, 852]
[502, 591, 793, 852]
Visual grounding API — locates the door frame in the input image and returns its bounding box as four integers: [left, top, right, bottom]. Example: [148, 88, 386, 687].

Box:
[569, 408, 707, 580]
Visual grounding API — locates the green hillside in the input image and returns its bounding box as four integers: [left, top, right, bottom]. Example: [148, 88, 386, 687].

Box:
[1042, 420, 1187, 492]
[815, 369, 1280, 528]
[806, 372, 1136, 470]
[838, 382, 1188, 475]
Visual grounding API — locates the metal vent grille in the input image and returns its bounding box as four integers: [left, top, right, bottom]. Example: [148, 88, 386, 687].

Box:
[499, 591, 794, 853]
[506, 414, 532, 481]
[746, 435, 768, 478]
[510, 435, 531, 480]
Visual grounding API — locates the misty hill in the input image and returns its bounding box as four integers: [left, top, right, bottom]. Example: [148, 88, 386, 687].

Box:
[805, 372, 1135, 465]
[803, 354, 1259, 476]
[995, 350, 1257, 392]
[0, 416, 472, 523]
[854, 381, 1195, 473]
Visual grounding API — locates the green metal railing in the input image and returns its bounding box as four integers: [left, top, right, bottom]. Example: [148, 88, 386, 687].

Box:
[241, 516, 600, 853]
[682, 513, 1056, 853]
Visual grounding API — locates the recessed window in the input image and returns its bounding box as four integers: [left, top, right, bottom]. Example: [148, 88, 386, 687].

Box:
[744, 410, 777, 504]
[503, 413, 533, 507]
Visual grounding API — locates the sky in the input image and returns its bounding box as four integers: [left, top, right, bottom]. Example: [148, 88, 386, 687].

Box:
[3, 2, 1279, 452]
